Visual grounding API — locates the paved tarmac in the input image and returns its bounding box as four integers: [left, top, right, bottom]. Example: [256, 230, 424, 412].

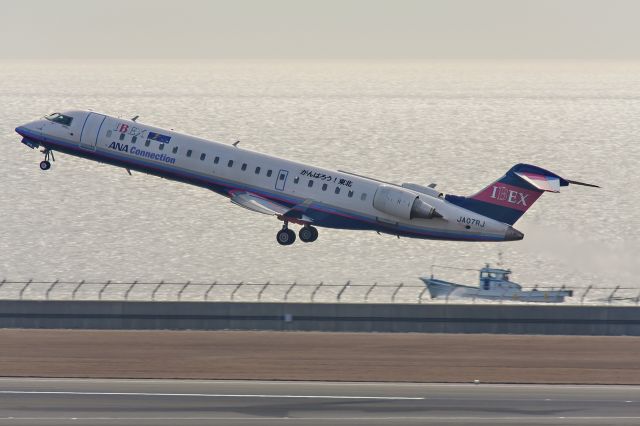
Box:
[0, 378, 639, 425]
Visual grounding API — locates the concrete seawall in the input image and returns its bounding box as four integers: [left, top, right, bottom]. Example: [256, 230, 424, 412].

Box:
[1, 300, 639, 335]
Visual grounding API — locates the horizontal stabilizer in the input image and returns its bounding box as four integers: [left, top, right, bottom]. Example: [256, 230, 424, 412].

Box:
[514, 171, 561, 192]
[566, 179, 601, 188]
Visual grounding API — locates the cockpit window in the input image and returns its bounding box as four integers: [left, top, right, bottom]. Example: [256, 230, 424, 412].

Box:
[44, 112, 73, 126]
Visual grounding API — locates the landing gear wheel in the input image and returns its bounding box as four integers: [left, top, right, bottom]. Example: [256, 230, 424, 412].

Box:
[276, 228, 296, 246]
[299, 226, 319, 243]
[40, 148, 54, 170]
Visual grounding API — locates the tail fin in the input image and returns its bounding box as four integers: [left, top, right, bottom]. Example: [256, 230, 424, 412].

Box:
[445, 164, 597, 225]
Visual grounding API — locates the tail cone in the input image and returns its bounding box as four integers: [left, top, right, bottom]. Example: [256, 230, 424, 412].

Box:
[505, 226, 524, 241]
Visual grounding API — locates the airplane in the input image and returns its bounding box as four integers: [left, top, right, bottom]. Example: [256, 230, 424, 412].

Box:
[14, 110, 598, 245]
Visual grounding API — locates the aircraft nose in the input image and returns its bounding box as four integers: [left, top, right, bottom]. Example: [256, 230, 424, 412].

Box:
[504, 226, 524, 241]
[15, 125, 27, 136]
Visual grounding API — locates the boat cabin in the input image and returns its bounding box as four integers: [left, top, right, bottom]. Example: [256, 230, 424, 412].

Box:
[478, 265, 521, 291]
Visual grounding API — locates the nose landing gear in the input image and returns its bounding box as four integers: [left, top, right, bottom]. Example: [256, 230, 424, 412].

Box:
[39, 149, 54, 171]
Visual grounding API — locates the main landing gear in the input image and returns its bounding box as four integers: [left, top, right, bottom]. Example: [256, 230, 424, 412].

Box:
[276, 222, 296, 246]
[276, 222, 319, 245]
[39, 148, 54, 171]
[298, 225, 318, 243]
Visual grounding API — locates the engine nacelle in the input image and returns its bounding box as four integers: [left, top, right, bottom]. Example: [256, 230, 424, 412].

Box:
[373, 185, 441, 220]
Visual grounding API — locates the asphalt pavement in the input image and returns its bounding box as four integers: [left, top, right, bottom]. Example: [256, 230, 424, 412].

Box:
[0, 378, 638, 425]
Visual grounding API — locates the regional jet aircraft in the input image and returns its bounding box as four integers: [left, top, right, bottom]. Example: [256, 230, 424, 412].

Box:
[15, 111, 598, 245]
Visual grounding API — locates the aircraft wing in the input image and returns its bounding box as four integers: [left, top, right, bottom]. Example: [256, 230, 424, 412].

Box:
[230, 191, 314, 223]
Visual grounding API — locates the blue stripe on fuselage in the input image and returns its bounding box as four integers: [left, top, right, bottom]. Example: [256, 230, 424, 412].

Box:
[17, 128, 503, 241]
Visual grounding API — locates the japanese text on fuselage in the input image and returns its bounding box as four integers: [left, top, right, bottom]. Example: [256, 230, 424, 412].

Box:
[300, 169, 353, 187]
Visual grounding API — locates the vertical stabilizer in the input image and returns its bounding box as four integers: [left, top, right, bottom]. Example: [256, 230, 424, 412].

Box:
[444, 164, 572, 225]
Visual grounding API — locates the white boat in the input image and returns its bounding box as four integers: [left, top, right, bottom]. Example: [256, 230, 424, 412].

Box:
[420, 264, 573, 302]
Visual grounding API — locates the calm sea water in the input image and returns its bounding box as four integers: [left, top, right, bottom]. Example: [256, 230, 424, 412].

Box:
[1, 61, 639, 295]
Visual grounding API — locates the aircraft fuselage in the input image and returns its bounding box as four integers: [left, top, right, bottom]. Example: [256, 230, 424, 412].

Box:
[16, 110, 531, 244]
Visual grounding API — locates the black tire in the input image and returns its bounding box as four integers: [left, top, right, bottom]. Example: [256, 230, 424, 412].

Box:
[309, 226, 319, 242]
[277, 229, 296, 245]
[299, 226, 314, 243]
[39, 161, 51, 171]
[285, 229, 296, 245]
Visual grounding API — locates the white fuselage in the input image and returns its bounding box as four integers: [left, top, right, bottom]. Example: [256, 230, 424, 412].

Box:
[16, 110, 515, 242]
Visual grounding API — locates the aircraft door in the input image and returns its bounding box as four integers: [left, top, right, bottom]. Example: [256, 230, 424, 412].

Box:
[275, 169, 289, 191]
[79, 112, 107, 150]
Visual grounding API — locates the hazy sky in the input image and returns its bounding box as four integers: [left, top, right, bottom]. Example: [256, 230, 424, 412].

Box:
[2, 0, 639, 59]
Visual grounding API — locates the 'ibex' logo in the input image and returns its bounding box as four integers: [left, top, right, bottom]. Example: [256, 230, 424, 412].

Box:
[490, 186, 529, 206]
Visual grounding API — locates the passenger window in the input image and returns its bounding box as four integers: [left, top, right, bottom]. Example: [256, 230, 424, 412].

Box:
[361, 193, 367, 201]
[132, 136, 137, 144]
[159, 143, 164, 151]
[200, 153, 206, 161]
[106, 130, 112, 137]
[322, 183, 328, 191]
[145, 140, 150, 147]
[255, 166, 261, 174]
[186, 149, 192, 157]
[228, 160, 234, 167]
[267, 170, 273, 177]
[335, 187, 341, 194]
[348, 190, 354, 198]
[294, 177, 299, 184]
[308, 180, 314, 188]
[214, 156, 219, 164]
[172, 146, 178, 154]
[241, 163, 247, 171]
[119, 133, 126, 141]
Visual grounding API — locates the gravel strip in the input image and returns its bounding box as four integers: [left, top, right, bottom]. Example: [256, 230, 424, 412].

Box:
[1, 329, 639, 384]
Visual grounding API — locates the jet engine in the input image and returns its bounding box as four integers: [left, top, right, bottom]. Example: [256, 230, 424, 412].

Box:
[372, 185, 441, 220]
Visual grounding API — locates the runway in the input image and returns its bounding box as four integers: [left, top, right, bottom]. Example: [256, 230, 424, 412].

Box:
[0, 378, 639, 425]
